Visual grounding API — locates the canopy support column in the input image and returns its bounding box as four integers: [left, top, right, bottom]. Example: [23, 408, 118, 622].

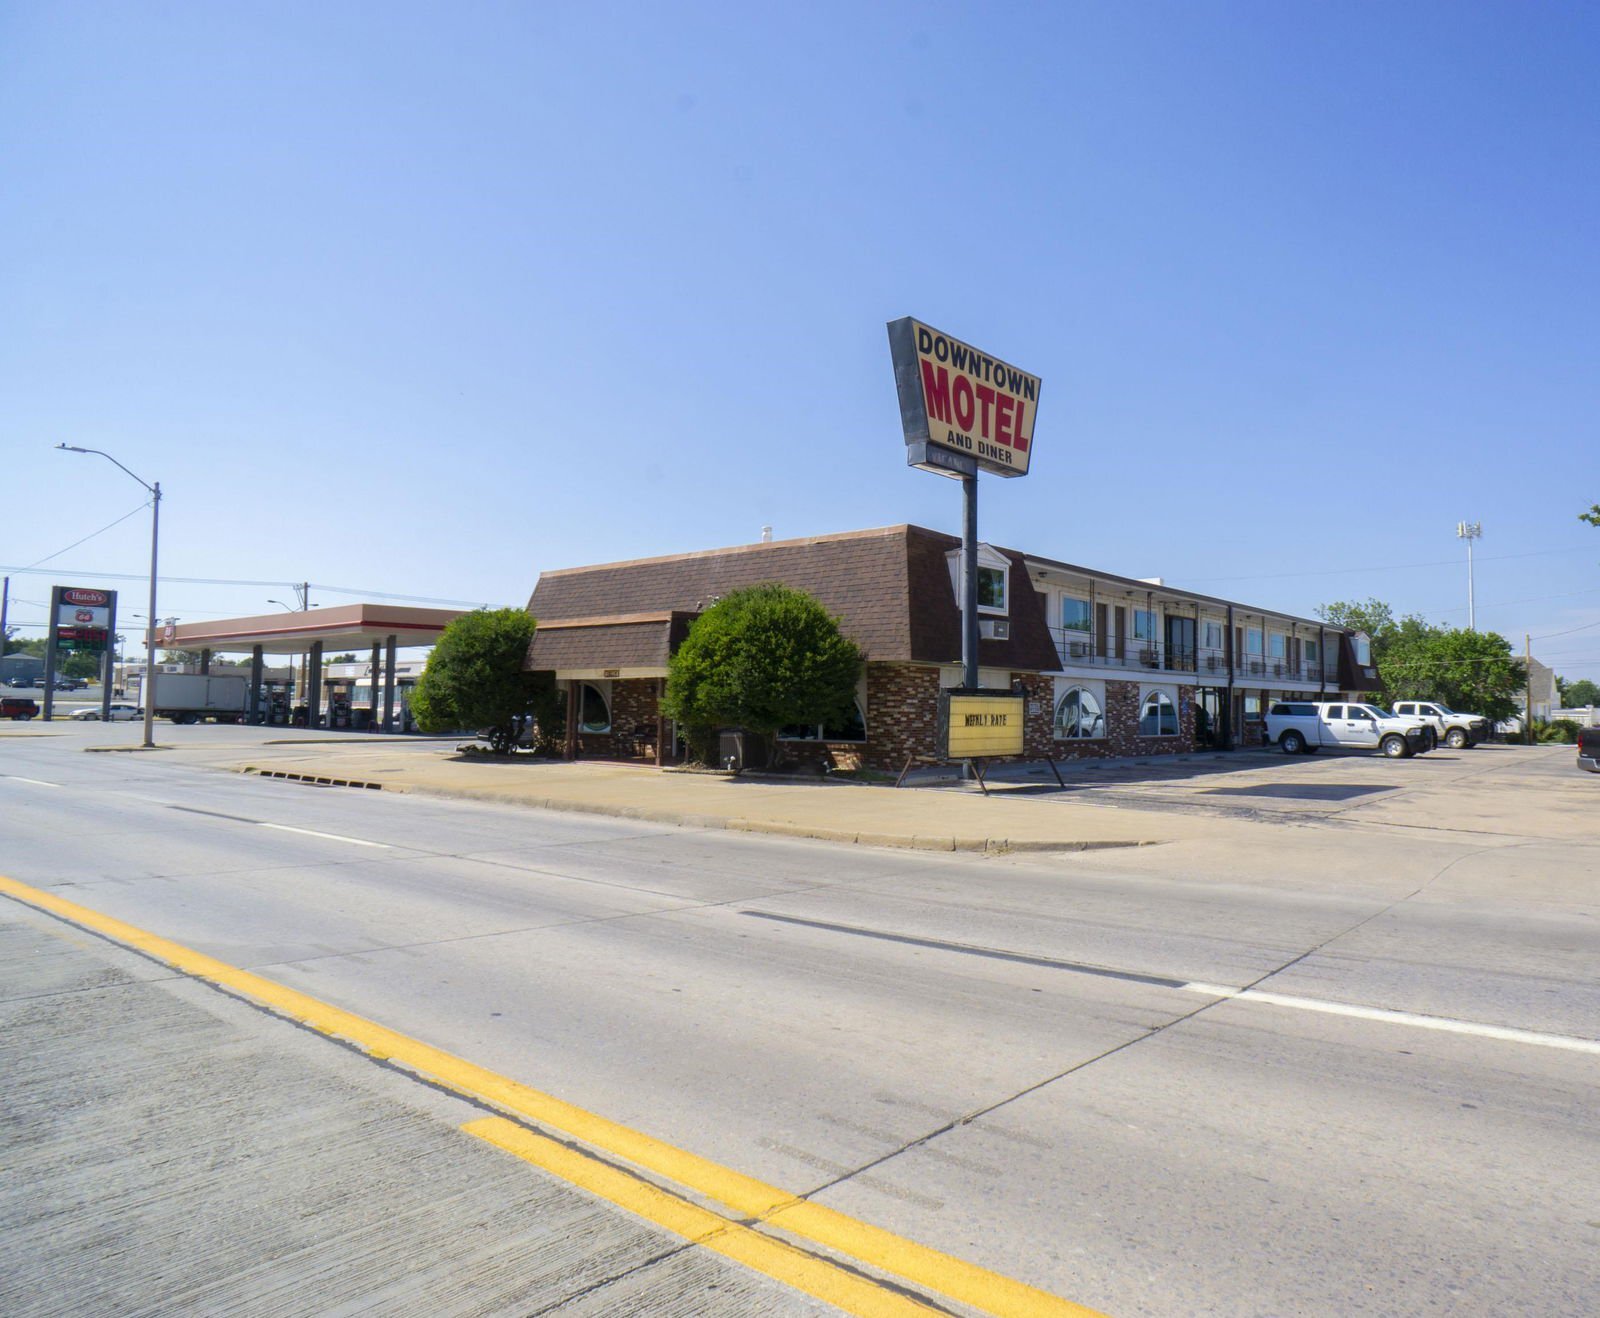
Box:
[248, 645, 263, 723]
[383, 635, 397, 733]
[307, 640, 324, 729]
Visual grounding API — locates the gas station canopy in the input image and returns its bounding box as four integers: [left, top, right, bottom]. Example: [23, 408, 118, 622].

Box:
[166, 605, 468, 655]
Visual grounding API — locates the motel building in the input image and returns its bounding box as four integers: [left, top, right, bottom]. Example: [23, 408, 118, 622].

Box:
[525, 525, 1378, 771]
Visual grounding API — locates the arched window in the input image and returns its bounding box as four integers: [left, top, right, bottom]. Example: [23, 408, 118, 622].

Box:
[1054, 686, 1104, 739]
[1140, 690, 1178, 736]
[579, 683, 611, 734]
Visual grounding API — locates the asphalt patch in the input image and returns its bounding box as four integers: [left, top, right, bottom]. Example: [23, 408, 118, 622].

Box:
[1201, 783, 1397, 801]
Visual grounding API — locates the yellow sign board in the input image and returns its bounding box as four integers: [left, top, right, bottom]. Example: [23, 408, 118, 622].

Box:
[944, 692, 1026, 759]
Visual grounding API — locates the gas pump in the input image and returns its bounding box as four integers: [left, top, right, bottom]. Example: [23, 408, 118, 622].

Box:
[328, 681, 353, 729]
[263, 679, 291, 725]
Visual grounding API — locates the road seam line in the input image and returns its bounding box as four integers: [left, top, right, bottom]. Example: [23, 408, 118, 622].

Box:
[463, 1118, 947, 1317]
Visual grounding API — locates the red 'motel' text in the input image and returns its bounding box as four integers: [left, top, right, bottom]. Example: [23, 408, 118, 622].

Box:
[915, 328, 1036, 456]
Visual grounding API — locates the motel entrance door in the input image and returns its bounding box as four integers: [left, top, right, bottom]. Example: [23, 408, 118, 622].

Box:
[1198, 687, 1226, 749]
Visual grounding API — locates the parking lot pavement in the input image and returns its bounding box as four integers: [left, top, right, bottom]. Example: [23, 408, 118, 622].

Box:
[974, 742, 1589, 837]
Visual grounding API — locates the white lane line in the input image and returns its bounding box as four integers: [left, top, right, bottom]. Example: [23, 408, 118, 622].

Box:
[1182, 982, 1600, 1055]
[257, 822, 391, 849]
[2, 776, 61, 788]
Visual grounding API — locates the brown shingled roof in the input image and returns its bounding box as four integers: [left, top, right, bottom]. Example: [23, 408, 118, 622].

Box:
[524, 525, 1058, 673]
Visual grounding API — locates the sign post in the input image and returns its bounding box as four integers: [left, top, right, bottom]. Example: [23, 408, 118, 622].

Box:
[889, 317, 1042, 779]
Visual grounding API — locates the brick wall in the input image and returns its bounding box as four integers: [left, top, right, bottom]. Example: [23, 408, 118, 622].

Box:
[1047, 678, 1198, 759]
[574, 678, 660, 759]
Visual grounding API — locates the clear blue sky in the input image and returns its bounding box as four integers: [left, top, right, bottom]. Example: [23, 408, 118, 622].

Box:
[3, 3, 1598, 673]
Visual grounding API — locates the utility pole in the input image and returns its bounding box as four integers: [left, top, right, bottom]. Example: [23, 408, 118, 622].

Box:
[1525, 633, 1534, 745]
[1457, 521, 1482, 631]
[1, 576, 9, 663]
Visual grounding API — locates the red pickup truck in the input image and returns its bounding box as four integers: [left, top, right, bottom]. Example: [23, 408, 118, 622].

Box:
[2, 696, 40, 720]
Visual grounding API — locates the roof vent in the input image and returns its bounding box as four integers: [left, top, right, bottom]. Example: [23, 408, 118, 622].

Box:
[760, 526, 773, 543]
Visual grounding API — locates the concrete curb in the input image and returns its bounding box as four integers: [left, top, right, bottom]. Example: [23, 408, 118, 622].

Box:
[235, 765, 1157, 855]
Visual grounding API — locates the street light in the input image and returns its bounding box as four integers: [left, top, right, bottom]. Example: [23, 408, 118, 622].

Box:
[56, 445, 160, 749]
[1456, 521, 1482, 631]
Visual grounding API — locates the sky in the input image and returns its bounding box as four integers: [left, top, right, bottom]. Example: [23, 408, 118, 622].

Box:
[3, 2, 1598, 674]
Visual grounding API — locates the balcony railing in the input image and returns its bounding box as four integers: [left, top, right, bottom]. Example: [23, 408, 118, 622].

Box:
[1051, 629, 1337, 686]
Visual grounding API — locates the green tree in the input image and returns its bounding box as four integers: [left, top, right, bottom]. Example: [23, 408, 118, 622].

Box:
[60, 651, 104, 679]
[663, 583, 863, 763]
[409, 608, 555, 754]
[1562, 678, 1600, 707]
[1316, 598, 1396, 642]
[1318, 599, 1526, 718]
[1579, 504, 1599, 527]
[1377, 627, 1525, 720]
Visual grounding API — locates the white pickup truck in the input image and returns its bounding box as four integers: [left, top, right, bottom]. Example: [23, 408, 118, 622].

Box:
[1265, 701, 1434, 757]
[1390, 700, 1490, 749]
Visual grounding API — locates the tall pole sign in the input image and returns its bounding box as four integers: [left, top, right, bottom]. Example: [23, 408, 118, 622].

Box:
[888, 316, 1041, 688]
[889, 317, 1042, 777]
[42, 585, 118, 721]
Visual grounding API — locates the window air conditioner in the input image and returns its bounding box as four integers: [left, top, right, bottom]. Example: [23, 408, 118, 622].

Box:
[980, 619, 1010, 640]
[1067, 640, 1090, 658]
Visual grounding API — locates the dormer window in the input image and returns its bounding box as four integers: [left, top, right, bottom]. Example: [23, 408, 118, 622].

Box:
[946, 543, 1014, 616]
[977, 566, 1007, 611]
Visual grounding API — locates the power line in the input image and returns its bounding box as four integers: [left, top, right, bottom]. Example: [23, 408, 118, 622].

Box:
[0, 563, 487, 608]
[1175, 544, 1594, 586]
[307, 582, 489, 607]
[16, 500, 150, 571]
[1531, 618, 1600, 642]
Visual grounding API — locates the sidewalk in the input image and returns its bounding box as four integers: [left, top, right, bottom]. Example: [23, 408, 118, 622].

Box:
[221, 745, 1180, 853]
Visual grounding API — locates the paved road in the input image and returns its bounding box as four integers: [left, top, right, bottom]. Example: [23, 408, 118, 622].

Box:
[1, 734, 1596, 1315]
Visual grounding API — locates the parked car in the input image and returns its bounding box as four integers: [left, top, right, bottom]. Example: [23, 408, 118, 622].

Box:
[70, 702, 142, 721]
[6, 676, 41, 688]
[1265, 701, 1433, 757]
[1, 696, 41, 720]
[1578, 725, 1600, 774]
[54, 676, 89, 691]
[1391, 701, 1490, 749]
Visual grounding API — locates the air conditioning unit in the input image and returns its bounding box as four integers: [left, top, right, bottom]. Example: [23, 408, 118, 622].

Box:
[1206, 655, 1219, 671]
[979, 619, 1010, 640]
[1067, 640, 1090, 658]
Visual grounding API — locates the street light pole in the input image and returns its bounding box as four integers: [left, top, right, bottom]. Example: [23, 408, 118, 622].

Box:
[56, 445, 161, 749]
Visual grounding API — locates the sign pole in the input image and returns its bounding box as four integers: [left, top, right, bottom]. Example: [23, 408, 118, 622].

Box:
[962, 473, 979, 691]
[42, 586, 61, 721]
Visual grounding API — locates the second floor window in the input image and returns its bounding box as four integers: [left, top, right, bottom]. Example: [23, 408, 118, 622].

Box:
[1061, 598, 1091, 632]
[1305, 639, 1320, 664]
[1246, 628, 1264, 655]
[1202, 620, 1223, 650]
[977, 566, 1007, 611]
[1269, 634, 1287, 660]
[1133, 610, 1156, 642]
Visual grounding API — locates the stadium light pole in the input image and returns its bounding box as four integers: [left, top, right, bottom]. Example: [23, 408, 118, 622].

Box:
[1456, 521, 1482, 631]
[56, 445, 160, 749]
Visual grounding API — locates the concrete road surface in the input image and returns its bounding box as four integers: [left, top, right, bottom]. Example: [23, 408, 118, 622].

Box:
[1, 731, 1596, 1316]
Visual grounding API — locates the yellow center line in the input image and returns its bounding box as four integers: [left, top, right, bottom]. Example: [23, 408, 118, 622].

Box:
[0, 872, 1108, 1318]
[463, 1117, 942, 1317]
